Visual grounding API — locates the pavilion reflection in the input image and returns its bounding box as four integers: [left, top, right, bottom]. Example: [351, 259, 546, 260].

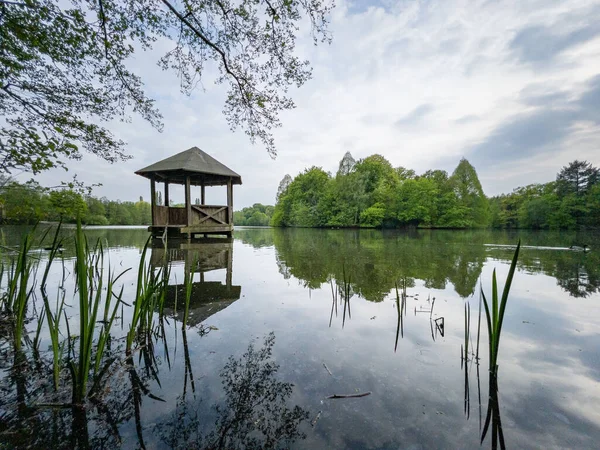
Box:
[150, 239, 241, 326]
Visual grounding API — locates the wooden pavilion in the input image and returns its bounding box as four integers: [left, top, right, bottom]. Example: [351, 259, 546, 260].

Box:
[135, 147, 242, 239]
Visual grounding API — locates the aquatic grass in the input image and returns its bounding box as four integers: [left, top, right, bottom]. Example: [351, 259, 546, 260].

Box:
[69, 222, 102, 404]
[68, 223, 130, 404]
[3, 228, 38, 353]
[38, 224, 67, 390]
[394, 280, 406, 351]
[182, 258, 195, 328]
[341, 265, 352, 328]
[328, 278, 338, 328]
[126, 237, 157, 354]
[480, 241, 520, 449]
[462, 302, 471, 366]
[481, 240, 520, 376]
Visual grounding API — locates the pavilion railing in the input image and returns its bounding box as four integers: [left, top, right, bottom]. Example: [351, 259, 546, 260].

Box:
[152, 205, 231, 227]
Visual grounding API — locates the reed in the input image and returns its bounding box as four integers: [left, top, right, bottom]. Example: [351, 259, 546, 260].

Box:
[126, 237, 159, 354]
[394, 281, 405, 351]
[481, 241, 520, 376]
[182, 259, 194, 328]
[341, 266, 351, 328]
[480, 241, 520, 448]
[2, 228, 37, 353]
[39, 224, 66, 390]
[68, 223, 129, 404]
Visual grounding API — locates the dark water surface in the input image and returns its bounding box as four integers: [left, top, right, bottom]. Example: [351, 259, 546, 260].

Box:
[1, 226, 599, 449]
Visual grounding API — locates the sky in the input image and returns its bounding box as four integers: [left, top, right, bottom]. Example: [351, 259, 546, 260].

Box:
[27, 0, 600, 208]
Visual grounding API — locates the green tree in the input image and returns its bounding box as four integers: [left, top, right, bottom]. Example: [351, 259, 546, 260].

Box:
[0, 180, 48, 223]
[48, 189, 87, 222]
[556, 160, 599, 198]
[247, 211, 270, 226]
[276, 175, 292, 202]
[449, 158, 489, 227]
[0, 0, 334, 173]
[337, 151, 356, 177]
[272, 167, 330, 227]
[394, 178, 438, 226]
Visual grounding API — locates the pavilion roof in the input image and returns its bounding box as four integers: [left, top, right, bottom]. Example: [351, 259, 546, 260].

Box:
[135, 146, 242, 186]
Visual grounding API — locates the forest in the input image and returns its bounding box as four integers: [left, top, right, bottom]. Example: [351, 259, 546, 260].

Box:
[0, 180, 151, 225]
[1, 158, 597, 230]
[272, 154, 599, 230]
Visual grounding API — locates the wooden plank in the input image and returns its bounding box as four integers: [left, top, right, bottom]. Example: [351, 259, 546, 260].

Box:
[168, 207, 187, 225]
[181, 224, 233, 234]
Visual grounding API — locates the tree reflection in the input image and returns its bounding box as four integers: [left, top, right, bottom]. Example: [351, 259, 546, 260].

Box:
[235, 227, 600, 300]
[270, 228, 489, 300]
[157, 332, 309, 449]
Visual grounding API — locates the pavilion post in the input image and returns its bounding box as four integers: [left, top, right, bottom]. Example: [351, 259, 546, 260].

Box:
[185, 175, 191, 226]
[150, 179, 156, 226]
[201, 182, 205, 205]
[226, 244, 232, 287]
[227, 178, 233, 225]
[164, 182, 169, 208]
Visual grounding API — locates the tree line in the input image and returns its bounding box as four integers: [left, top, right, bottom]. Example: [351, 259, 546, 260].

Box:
[272, 154, 599, 230]
[0, 180, 151, 225]
[490, 160, 600, 229]
[233, 204, 274, 226]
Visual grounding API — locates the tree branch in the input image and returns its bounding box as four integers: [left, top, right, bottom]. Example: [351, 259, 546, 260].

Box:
[160, 0, 249, 100]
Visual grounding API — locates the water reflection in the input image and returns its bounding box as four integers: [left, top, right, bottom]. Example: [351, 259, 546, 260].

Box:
[157, 332, 309, 449]
[0, 328, 308, 449]
[150, 240, 241, 327]
[236, 228, 600, 299]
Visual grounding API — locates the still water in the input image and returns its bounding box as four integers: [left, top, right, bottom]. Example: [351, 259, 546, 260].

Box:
[1, 226, 599, 449]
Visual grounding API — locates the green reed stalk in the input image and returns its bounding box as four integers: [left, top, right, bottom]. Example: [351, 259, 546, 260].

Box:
[70, 222, 103, 404]
[182, 259, 196, 328]
[5, 229, 36, 353]
[127, 237, 167, 354]
[43, 286, 66, 391]
[480, 241, 520, 447]
[69, 224, 127, 404]
[94, 264, 129, 378]
[481, 241, 520, 375]
[37, 224, 66, 389]
[127, 238, 151, 354]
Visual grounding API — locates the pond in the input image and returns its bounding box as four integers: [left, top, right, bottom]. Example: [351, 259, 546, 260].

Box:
[1, 225, 599, 449]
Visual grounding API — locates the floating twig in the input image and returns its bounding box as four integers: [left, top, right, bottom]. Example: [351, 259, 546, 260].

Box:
[311, 410, 322, 427]
[327, 391, 371, 399]
[323, 363, 333, 376]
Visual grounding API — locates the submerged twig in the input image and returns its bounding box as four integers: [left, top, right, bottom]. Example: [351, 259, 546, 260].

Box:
[326, 392, 371, 399]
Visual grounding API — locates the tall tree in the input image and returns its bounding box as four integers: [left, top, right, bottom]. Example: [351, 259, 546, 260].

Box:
[337, 151, 356, 177]
[449, 158, 488, 227]
[0, 0, 334, 173]
[556, 160, 599, 197]
[276, 174, 292, 202]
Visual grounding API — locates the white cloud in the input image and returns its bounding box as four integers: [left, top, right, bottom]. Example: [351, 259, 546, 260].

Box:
[23, 0, 600, 206]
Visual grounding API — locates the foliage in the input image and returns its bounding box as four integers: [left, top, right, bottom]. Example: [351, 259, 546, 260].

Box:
[0, 0, 334, 173]
[234, 203, 274, 226]
[276, 174, 292, 202]
[491, 160, 600, 229]
[272, 153, 489, 229]
[0, 180, 151, 225]
[272, 155, 599, 230]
